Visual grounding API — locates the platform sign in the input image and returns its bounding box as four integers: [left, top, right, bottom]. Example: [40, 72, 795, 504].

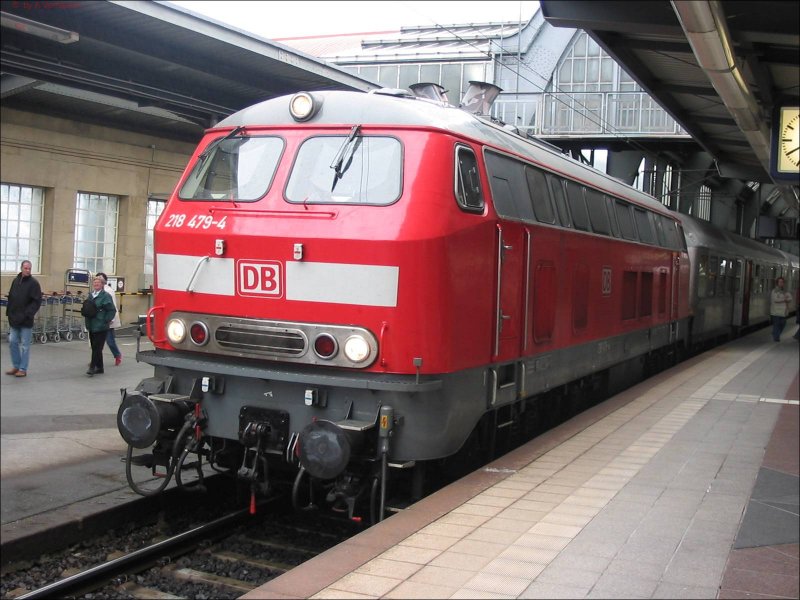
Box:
[107, 276, 125, 293]
[65, 269, 91, 287]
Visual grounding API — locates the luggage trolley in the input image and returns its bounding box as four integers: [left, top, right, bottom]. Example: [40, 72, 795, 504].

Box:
[39, 295, 61, 343]
[0, 297, 8, 340]
[64, 269, 91, 341]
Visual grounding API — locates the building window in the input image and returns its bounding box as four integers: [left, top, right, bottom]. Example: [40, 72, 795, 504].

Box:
[1, 183, 44, 273]
[692, 185, 711, 221]
[73, 192, 119, 274]
[144, 198, 166, 281]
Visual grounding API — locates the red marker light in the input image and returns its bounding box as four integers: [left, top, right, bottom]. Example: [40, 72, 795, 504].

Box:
[314, 334, 337, 358]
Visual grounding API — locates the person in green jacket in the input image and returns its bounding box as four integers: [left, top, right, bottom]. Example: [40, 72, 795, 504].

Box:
[85, 275, 117, 376]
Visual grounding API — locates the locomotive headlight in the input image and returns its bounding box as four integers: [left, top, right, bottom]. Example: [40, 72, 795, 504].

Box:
[289, 92, 320, 121]
[343, 335, 370, 363]
[166, 318, 187, 344]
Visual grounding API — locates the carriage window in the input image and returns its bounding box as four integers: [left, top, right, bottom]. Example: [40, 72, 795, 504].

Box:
[524, 166, 556, 224]
[286, 135, 402, 205]
[585, 189, 610, 235]
[708, 255, 718, 297]
[180, 135, 284, 202]
[658, 270, 668, 316]
[485, 152, 534, 221]
[615, 201, 637, 240]
[566, 182, 590, 231]
[634, 208, 655, 244]
[455, 146, 484, 212]
[547, 175, 571, 227]
[697, 254, 708, 298]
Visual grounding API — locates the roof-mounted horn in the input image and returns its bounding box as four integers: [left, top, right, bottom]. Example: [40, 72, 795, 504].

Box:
[409, 82, 449, 103]
[460, 81, 502, 115]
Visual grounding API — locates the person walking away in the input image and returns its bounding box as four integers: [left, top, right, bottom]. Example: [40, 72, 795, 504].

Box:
[85, 275, 116, 376]
[97, 272, 122, 365]
[769, 276, 791, 342]
[5, 260, 42, 378]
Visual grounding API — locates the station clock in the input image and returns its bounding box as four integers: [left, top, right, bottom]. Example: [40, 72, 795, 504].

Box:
[772, 105, 800, 181]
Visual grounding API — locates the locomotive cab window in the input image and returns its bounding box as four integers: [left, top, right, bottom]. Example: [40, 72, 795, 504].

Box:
[566, 182, 590, 231]
[179, 135, 284, 202]
[585, 189, 611, 235]
[484, 151, 534, 221]
[524, 166, 556, 224]
[286, 135, 402, 205]
[455, 146, 484, 212]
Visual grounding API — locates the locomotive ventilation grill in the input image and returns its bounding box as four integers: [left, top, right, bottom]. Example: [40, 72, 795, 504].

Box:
[215, 323, 306, 356]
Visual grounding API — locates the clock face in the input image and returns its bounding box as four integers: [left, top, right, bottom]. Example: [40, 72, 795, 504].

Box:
[778, 107, 800, 173]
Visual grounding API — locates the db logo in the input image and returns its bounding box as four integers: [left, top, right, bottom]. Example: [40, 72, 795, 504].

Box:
[237, 260, 282, 298]
[601, 267, 612, 296]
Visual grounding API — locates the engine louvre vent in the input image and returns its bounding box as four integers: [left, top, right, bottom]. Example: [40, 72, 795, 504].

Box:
[215, 324, 306, 356]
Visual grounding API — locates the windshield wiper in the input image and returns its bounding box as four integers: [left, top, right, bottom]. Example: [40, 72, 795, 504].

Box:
[330, 125, 361, 192]
[197, 126, 245, 166]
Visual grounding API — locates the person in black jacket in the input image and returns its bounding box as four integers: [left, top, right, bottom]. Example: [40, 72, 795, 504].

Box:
[5, 260, 43, 378]
[85, 275, 117, 377]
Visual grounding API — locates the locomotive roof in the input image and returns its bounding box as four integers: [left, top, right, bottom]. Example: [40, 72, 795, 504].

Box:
[676, 212, 796, 263]
[217, 90, 673, 218]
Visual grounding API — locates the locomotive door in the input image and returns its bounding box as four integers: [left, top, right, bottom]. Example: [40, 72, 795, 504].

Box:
[494, 223, 527, 359]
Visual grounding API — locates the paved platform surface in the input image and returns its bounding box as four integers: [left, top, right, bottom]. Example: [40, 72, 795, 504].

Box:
[1, 330, 152, 531]
[243, 329, 799, 600]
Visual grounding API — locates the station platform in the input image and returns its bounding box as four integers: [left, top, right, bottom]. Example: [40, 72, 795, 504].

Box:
[1, 327, 798, 599]
[244, 329, 799, 600]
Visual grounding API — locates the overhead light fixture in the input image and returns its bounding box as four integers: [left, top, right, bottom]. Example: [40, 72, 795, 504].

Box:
[0, 11, 79, 44]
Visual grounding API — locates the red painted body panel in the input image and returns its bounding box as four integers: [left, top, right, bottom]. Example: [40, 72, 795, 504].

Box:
[152, 124, 691, 377]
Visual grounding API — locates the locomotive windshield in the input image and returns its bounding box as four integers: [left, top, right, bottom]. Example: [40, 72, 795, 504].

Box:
[179, 135, 284, 201]
[285, 135, 402, 205]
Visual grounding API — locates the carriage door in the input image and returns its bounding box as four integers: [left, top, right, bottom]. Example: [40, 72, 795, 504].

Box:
[494, 222, 527, 359]
[739, 260, 753, 327]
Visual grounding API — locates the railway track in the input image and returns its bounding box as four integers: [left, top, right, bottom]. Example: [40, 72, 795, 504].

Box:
[3, 497, 361, 599]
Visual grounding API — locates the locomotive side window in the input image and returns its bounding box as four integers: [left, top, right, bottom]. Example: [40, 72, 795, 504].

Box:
[566, 181, 590, 231]
[179, 136, 284, 202]
[524, 166, 556, 224]
[615, 200, 637, 240]
[484, 151, 534, 221]
[455, 146, 484, 212]
[658, 215, 681, 250]
[604, 196, 620, 238]
[585, 189, 611, 235]
[547, 175, 572, 228]
[633, 208, 655, 244]
[286, 136, 401, 205]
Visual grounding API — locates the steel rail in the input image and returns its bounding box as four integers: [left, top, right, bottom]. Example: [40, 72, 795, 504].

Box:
[17, 508, 254, 600]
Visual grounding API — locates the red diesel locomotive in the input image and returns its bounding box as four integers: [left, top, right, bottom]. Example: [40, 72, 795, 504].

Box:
[117, 84, 796, 519]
